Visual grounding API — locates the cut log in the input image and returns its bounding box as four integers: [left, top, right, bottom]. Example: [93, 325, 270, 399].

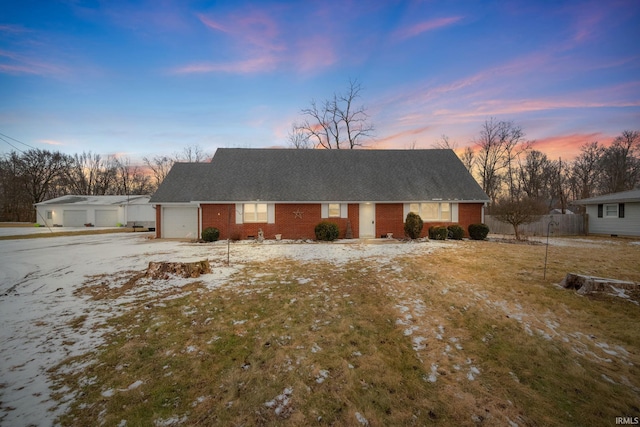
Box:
[146, 260, 211, 279]
[560, 273, 639, 295]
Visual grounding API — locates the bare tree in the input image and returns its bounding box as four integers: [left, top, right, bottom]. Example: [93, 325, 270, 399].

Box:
[473, 118, 530, 205]
[143, 155, 174, 191]
[115, 157, 152, 195]
[432, 134, 457, 149]
[287, 123, 312, 149]
[176, 144, 210, 163]
[568, 141, 604, 200]
[598, 130, 640, 194]
[492, 196, 546, 240]
[294, 79, 374, 149]
[519, 150, 553, 201]
[65, 152, 118, 195]
[461, 146, 475, 173]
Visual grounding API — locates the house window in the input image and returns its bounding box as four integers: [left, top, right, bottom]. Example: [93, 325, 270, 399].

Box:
[604, 204, 618, 218]
[46, 211, 53, 220]
[328, 203, 341, 217]
[440, 203, 451, 221]
[407, 202, 452, 221]
[243, 203, 268, 223]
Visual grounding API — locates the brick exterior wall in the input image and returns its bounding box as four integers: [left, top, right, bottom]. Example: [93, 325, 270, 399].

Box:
[201, 203, 358, 240]
[168, 202, 485, 240]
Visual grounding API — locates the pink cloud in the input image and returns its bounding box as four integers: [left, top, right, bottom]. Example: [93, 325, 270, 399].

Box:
[38, 139, 64, 146]
[394, 16, 463, 41]
[373, 125, 432, 148]
[533, 133, 615, 160]
[173, 55, 278, 74]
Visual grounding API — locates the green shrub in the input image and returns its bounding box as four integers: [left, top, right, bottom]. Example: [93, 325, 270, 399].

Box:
[428, 225, 448, 240]
[315, 221, 339, 241]
[468, 223, 489, 240]
[447, 224, 465, 240]
[404, 212, 424, 239]
[201, 227, 220, 242]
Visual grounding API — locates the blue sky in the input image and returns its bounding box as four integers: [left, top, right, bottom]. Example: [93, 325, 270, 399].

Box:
[1, 0, 638, 162]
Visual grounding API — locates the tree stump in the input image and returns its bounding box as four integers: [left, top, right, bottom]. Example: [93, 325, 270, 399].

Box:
[560, 272, 639, 295]
[146, 260, 211, 279]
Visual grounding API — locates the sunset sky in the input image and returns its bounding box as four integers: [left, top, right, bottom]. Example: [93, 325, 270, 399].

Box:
[1, 1, 638, 163]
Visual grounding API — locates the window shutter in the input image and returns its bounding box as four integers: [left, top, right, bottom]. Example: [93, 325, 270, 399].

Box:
[340, 204, 348, 218]
[597, 204, 603, 218]
[321, 204, 328, 218]
[235, 204, 243, 224]
[619, 203, 625, 218]
[267, 204, 275, 224]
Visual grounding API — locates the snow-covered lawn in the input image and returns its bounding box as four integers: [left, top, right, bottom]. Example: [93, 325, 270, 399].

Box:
[0, 232, 446, 425]
[1, 230, 638, 425]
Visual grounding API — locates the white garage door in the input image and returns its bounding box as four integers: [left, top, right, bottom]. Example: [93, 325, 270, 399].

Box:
[63, 210, 87, 227]
[95, 210, 118, 227]
[163, 207, 198, 238]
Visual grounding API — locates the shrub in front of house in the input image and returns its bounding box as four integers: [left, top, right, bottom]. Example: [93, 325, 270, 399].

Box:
[468, 223, 490, 240]
[428, 225, 448, 240]
[447, 224, 465, 240]
[315, 221, 339, 241]
[201, 227, 220, 242]
[404, 212, 424, 239]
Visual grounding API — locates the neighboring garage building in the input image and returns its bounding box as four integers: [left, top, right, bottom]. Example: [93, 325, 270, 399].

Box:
[35, 195, 155, 228]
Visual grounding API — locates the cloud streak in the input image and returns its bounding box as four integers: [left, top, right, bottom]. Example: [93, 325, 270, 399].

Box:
[393, 16, 463, 41]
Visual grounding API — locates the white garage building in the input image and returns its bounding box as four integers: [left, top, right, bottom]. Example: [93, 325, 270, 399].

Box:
[35, 195, 155, 228]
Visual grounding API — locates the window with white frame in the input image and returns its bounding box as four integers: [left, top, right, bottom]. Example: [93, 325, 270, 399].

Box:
[46, 211, 53, 220]
[604, 204, 618, 218]
[243, 203, 268, 223]
[409, 202, 450, 221]
[328, 203, 341, 217]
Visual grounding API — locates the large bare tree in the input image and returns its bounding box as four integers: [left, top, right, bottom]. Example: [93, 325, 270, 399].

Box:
[293, 79, 374, 149]
[474, 118, 530, 204]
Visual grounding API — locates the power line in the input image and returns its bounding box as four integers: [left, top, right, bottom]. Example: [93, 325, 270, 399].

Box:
[0, 131, 38, 149]
[0, 135, 24, 153]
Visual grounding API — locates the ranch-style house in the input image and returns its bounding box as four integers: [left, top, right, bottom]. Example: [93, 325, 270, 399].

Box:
[149, 148, 490, 240]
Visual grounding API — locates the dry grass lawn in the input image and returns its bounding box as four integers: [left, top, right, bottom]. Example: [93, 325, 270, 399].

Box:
[50, 237, 640, 426]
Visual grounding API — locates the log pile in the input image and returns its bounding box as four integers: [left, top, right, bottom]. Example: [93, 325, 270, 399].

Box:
[146, 260, 211, 279]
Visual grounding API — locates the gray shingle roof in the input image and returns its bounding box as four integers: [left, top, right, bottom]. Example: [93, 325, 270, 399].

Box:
[150, 148, 489, 203]
[35, 195, 150, 206]
[574, 188, 640, 204]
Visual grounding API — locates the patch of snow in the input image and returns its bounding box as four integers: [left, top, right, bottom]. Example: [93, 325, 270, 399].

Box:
[355, 411, 369, 426]
[316, 369, 330, 383]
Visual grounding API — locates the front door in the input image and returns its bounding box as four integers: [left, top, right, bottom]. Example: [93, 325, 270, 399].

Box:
[359, 203, 375, 238]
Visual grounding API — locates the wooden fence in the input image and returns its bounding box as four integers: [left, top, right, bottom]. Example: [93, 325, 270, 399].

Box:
[485, 214, 586, 236]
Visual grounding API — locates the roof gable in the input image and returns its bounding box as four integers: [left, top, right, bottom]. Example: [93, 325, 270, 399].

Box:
[150, 149, 489, 203]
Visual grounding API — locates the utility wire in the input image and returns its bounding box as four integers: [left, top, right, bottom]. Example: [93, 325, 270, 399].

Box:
[0, 135, 24, 153]
[0, 131, 38, 150]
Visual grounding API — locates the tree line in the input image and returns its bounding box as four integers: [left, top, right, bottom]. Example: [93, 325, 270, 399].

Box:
[0, 145, 210, 222]
[456, 119, 640, 214]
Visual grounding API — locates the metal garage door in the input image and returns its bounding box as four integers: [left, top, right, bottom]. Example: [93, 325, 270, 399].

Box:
[63, 210, 87, 227]
[163, 207, 198, 238]
[95, 210, 118, 227]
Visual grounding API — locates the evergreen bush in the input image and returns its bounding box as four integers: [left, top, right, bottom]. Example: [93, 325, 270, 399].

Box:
[315, 221, 339, 241]
[201, 227, 220, 242]
[468, 223, 490, 240]
[404, 212, 424, 239]
[447, 224, 465, 240]
[428, 225, 448, 240]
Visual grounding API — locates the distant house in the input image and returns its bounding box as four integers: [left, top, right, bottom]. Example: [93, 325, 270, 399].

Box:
[35, 195, 155, 228]
[575, 189, 640, 237]
[150, 148, 489, 240]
